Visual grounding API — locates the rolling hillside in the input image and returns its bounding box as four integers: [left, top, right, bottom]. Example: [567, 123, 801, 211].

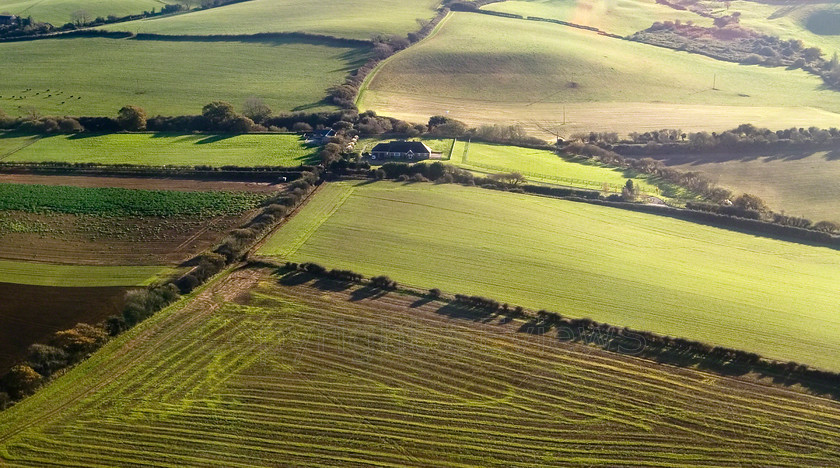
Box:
[101, 0, 442, 39]
[0, 36, 368, 116]
[359, 12, 840, 136]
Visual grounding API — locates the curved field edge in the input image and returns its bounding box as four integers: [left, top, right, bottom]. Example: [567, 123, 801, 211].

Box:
[0, 37, 369, 117]
[0, 259, 178, 286]
[358, 12, 840, 136]
[258, 180, 840, 372]
[355, 10, 453, 110]
[99, 0, 443, 40]
[1, 267, 839, 466]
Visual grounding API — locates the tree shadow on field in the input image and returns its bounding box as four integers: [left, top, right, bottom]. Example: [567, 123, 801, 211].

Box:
[435, 303, 498, 323]
[277, 271, 315, 286]
[823, 149, 840, 161]
[312, 277, 353, 292]
[350, 286, 388, 301]
[410, 296, 434, 308]
[67, 132, 103, 140]
[195, 134, 236, 145]
[292, 98, 332, 112]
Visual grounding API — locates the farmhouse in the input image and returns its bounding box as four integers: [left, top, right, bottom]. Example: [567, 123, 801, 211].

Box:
[0, 14, 17, 25]
[370, 141, 433, 160]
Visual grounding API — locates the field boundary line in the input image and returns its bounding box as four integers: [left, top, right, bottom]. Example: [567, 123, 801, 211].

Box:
[0, 135, 42, 161]
[279, 186, 355, 258]
[248, 183, 326, 256]
[355, 10, 453, 109]
[0, 266, 256, 445]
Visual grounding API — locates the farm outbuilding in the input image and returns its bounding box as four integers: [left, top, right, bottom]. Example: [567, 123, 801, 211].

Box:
[0, 14, 17, 25]
[370, 141, 432, 160]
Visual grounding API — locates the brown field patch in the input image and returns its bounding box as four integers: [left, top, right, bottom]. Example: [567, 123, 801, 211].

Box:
[0, 210, 260, 266]
[0, 174, 282, 193]
[0, 283, 127, 373]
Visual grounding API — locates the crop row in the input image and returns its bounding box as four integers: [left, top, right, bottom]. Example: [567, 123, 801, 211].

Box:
[0, 183, 267, 217]
[2, 272, 839, 466]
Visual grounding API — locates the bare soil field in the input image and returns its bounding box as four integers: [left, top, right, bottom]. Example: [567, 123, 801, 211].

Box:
[0, 283, 127, 373]
[0, 174, 282, 193]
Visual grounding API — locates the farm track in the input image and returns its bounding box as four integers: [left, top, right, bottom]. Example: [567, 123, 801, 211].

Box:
[0, 135, 41, 161]
[1, 268, 839, 466]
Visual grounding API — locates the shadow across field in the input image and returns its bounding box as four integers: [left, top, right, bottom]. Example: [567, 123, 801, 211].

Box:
[278, 270, 840, 400]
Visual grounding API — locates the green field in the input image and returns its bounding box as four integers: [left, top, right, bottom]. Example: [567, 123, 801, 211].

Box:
[0, 133, 316, 166]
[0, 36, 368, 117]
[0, 259, 175, 286]
[359, 137, 683, 196]
[1, 267, 839, 466]
[450, 140, 681, 196]
[102, 0, 442, 39]
[483, 0, 714, 36]
[0, 183, 266, 216]
[0, 0, 164, 26]
[260, 181, 840, 371]
[660, 149, 840, 223]
[359, 12, 840, 136]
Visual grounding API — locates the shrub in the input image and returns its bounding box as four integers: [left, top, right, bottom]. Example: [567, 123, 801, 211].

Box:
[370, 275, 398, 290]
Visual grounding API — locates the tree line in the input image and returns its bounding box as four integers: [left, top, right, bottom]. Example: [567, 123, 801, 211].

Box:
[273, 260, 840, 400]
[629, 16, 840, 91]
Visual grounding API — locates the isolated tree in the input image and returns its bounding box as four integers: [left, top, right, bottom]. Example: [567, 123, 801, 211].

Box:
[489, 172, 526, 186]
[71, 9, 90, 26]
[292, 122, 313, 133]
[58, 117, 83, 133]
[117, 105, 147, 131]
[242, 97, 272, 123]
[202, 101, 237, 129]
[227, 115, 255, 133]
[2, 364, 42, 399]
[26, 344, 68, 377]
[622, 179, 639, 201]
[813, 220, 840, 233]
[733, 193, 769, 213]
[51, 323, 107, 356]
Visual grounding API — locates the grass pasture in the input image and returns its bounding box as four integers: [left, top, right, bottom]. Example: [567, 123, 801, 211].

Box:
[260, 181, 840, 371]
[1, 267, 839, 466]
[358, 12, 840, 136]
[102, 0, 443, 40]
[450, 140, 681, 196]
[483, 0, 714, 36]
[0, 36, 368, 117]
[0, 133, 316, 166]
[0, 0, 164, 26]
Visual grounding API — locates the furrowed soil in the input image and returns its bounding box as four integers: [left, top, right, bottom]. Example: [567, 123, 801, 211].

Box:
[0, 267, 839, 466]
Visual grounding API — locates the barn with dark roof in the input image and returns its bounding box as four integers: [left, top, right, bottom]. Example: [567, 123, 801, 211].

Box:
[370, 141, 433, 160]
